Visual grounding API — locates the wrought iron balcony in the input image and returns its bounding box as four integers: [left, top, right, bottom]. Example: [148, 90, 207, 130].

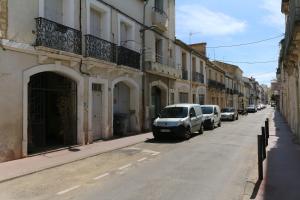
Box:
[85, 35, 116, 63]
[182, 69, 188, 80]
[192, 72, 204, 83]
[233, 89, 239, 95]
[208, 79, 225, 91]
[35, 17, 82, 55]
[283, 0, 300, 57]
[117, 46, 141, 69]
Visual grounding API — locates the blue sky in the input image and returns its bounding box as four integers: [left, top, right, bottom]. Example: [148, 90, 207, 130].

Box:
[175, 0, 285, 86]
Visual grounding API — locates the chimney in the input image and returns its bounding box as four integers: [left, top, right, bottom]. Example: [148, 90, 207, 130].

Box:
[190, 43, 207, 56]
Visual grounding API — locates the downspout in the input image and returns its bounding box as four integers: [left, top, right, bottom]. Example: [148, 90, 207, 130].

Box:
[189, 50, 193, 103]
[141, 0, 150, 130]
[79, 0, 90, 76]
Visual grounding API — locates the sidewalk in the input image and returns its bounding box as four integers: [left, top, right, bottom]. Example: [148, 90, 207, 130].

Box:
[255, 111, 300, 200]
[0, 132, 153, 183]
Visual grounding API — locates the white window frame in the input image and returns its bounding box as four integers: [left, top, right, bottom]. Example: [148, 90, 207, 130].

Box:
[117, 14, 135, 50]
[39, 0, 75, 28]
[86, 0, 111, 41]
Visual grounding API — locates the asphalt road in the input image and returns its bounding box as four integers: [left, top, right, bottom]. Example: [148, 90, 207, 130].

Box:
[0, 108, 273, 200]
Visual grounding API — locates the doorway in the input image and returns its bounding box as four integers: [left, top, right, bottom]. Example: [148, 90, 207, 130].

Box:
[27, 72, 77, 154]
[92, 84, 103, 141]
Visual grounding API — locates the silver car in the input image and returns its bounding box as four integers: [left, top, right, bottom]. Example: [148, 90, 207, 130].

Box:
[152, 104, 204, 139]
[221, 107, 238, 121]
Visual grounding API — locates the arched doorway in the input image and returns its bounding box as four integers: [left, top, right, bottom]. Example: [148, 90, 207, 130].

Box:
[27, 72, 77, 154]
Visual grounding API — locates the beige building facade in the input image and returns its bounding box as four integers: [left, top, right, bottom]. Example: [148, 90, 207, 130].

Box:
[277, 0, 300, 141]
[0, 0, 150, 162]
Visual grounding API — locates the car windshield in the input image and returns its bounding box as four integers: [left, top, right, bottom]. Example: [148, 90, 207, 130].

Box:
[201, 106, 213, 114]
[221, 108, 234, 112]
[159, 107, 188, 118]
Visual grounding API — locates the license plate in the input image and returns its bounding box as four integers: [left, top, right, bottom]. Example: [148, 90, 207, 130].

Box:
[160, 129, 170, 133]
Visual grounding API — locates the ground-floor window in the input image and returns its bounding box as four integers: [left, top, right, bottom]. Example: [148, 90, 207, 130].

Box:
[179, 92, 189, 103]
[199, 94, 205, 105]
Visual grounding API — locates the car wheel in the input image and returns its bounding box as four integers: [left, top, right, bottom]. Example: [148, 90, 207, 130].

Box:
[183, 127, 192, 139]
[199, 124, 204, 134]
[232, 116, 235, 121]
[210, 121, 215, 130]
[218, 121, 221, 127]
[153, 132, 161, 140]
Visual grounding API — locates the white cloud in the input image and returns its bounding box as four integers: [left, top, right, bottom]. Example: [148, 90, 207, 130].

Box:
[176, 5, 247, 36]
[261, 0, 285, 28]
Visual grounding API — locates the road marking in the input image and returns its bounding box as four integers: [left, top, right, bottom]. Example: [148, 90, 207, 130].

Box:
[138, 157, 147, 162]
[142, 149, 160, 155]
[93, 173, 110, 180]
[57, 185, 80, 195]
[118, 163, 132, 170]
[151, 152, 160, 156]
[124, 147, 141, 150]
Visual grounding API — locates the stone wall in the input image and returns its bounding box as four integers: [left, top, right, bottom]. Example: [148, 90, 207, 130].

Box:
[0, 0, 8, 38]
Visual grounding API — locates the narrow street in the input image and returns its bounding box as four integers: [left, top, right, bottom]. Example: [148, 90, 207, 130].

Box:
[0, 108, 272, 200]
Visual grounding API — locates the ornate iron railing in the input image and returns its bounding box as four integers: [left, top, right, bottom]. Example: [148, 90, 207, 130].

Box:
[117, 46, 141, 69]
[182, 69, 188, 80]
[35, 17, 82, 55]
[85, 35, 116, 63]
[208, 79, 225, 91]
[233, 89, 239, 94]
[192, 72, 204, 83]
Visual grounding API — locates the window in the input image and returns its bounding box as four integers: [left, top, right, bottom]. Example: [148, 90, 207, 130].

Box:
[45, 0, 63, 23]
[182, 52, 187, 70]
[190, 108, 196, 117]
[179, 92, 189, 103]
[120, 22, 129, 47]
[193, 94, 196, 103]
[209, 70, 211, 79]
[155, 39, 163, 64]
[199, 94, 205, 105]
[90, 8, 102, 38]
[155, 0, 164, 10]
[200, 61, 204, 74]
[192, 57, 196, 72]
[170, 93, 175, 105]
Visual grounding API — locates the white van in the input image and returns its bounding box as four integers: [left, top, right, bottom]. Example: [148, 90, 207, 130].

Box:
[200, 105, 221, 130]
[152, 104, 204, 139]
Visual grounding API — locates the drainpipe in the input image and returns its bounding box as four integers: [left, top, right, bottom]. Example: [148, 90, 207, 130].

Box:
[79, 0, 90, 76]
[141, 0, 150, 131]
[189, 50, 193, 103]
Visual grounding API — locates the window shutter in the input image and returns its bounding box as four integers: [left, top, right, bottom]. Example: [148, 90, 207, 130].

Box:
[90, 8, 102, 38]
[45, 0, 63, 23]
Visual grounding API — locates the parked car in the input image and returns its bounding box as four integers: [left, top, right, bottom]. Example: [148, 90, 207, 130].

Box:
[200, 105, 221, 130]
[221, 107, 238, 121]
[152, 104, 204, 139]
[247, 105, 257, 113]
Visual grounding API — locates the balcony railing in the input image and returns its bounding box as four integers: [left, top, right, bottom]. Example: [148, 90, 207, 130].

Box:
[182, 69, 188, 80]
[233, 89, 239, 94]
[117, 46, 141, 69]
[35, 17, 82, 55]
[192, 72, 204, 83]
[155, 54, 176, 68]
[85, 35, 116, 63]
[284, 0, 300, 57]
[208, 79, 225, 91]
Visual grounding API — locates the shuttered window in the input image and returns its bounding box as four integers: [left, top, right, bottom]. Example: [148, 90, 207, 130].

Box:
[45, 0, 63, 23]
[120, 22, 128, 47]
[90, 8, 102, 38]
